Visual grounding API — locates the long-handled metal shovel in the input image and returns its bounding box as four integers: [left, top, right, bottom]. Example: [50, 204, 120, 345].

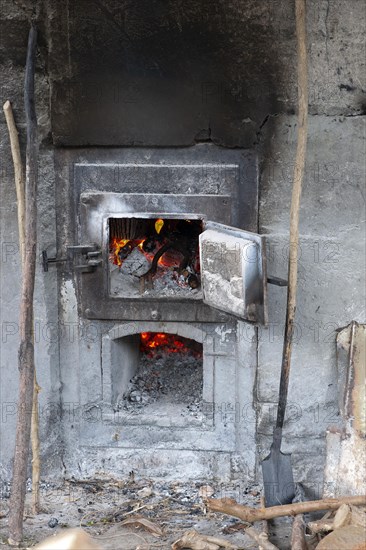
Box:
[261, 0, 308, 507]
[261, 350, 296, 506]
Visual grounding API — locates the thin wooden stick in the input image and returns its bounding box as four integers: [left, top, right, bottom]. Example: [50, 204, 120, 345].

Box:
[275, 0, 309, 439]
[31, 378, 41, 514]
[2, 101, 25, 264]
[172, 530, 237, 549]
[261, 0, 308, 507]
[291, 515, 307, 550]
[2, 101, 41, 517]
[8, 25, 38, 546]
[307, 518, 334, 534]
[291, 486, 307, 550]
[207, 495, 366, 524]
[245, 526, 279, 550]
[259, 495, 270, 550]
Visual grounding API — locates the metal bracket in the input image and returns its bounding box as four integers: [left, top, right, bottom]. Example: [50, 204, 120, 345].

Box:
[42, 244, 102, 273]
[267, 276, 288, 287]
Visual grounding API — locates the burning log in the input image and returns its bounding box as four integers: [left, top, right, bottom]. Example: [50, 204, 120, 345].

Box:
[140, 240, 191, 277]
[118, 241, 134, 260]
[139, 235, 199, 292]
[120, 248, 150, 277]
[142, 235, 158, 252]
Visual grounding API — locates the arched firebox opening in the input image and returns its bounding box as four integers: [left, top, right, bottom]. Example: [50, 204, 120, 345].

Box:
[103, 323, 207, 426]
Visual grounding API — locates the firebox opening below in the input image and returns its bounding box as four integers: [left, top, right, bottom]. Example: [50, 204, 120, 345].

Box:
[109, 217, 203, 298]
[113, 332, 204, 425]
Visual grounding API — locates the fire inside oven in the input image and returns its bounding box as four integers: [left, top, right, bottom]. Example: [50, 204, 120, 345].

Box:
[115, 332, 203, 421]
[109, 217, 203, 298]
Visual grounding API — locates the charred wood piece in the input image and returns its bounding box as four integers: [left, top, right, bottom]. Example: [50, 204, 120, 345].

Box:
[140, 240, 192, 279]
[118, 241, 134, 260]
[142, 236, 158, 253]
[187, 274, 199, 289]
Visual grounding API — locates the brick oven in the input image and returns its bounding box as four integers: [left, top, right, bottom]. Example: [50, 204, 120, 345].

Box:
[48, 144, 269, 480]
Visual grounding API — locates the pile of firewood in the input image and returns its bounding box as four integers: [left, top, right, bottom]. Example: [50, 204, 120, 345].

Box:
[204, 495, 366, 550]
[308, 503, 366, 550]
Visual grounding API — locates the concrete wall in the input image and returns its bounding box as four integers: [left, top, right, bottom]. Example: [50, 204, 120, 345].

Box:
[257, 114, 365, 495]
[109, 334, 141, 405]
[0, 0, 365, 491]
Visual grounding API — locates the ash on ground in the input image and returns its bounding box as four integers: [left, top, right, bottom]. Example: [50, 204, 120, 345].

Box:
[0, 477, 274, 550]
[117, 351, 203, 419]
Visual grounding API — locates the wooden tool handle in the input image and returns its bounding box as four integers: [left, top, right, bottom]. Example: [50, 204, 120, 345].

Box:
[275, 0, 308, 433]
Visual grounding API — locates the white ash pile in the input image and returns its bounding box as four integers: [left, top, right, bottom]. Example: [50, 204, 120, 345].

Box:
[142, 266, 201, 298]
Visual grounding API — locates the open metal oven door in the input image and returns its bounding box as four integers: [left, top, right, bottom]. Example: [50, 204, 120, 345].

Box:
[199, 221, 268, 325]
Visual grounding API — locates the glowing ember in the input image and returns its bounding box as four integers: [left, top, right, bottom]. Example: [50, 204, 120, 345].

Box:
[140, 332, 201, 356]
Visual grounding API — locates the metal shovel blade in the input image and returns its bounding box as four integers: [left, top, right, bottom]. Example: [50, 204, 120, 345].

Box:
[261, 446, 296, 507]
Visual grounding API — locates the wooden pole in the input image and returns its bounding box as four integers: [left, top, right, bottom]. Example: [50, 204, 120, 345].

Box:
[291, 514, 307, 550]
[259, 495, 271, 550]
[207, 495, 366, 524]
[31, 377, 41, 514]
[3, 102, 41, 516]
[275, 0, 309, 439]
[8, 25, 38, 545]
[261, 0, 308, 508]
[2, 101, 25, 264]
[291, 486, 307, 550]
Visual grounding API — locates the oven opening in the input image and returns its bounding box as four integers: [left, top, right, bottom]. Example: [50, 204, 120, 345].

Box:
[109, 217, 203, 298]
[113, 332, 203, 424]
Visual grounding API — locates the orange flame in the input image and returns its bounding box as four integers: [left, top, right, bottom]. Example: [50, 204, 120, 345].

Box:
[155, 218, 164, 234]
[110, 237, 145, 266]
[110, 237, 183, 269]
[140, 332, 200, 355]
